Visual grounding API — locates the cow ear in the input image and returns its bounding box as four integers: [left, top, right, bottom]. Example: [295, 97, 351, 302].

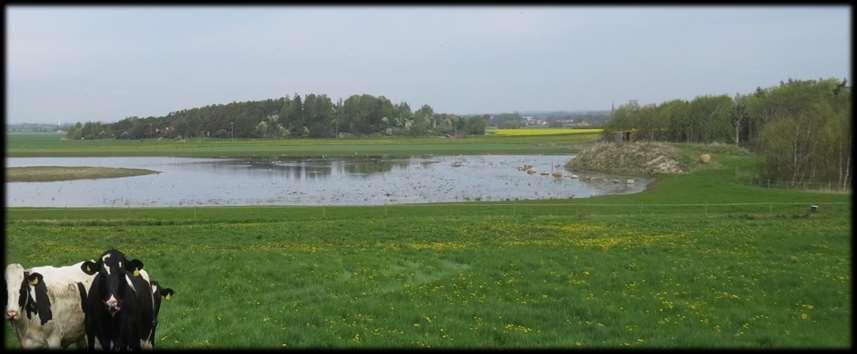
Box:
[161, 288, 174, 300]
[27, 272, 41, 286]
[81, 260, 98, 275]
[128, 259, 144, 276]
[28, 273, 53, 325]
[19, 276, 29, 308]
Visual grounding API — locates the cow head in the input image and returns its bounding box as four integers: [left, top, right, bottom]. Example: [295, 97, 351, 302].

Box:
[4, 263, 53, 325]
[159, 287, 174, 300]
[81, 249, 144, 317]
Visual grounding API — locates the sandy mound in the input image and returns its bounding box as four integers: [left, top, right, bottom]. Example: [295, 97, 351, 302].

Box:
[566, 142, 686, 176]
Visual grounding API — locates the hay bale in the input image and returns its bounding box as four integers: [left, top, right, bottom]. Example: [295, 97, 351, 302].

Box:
[699, 154, 712, 164]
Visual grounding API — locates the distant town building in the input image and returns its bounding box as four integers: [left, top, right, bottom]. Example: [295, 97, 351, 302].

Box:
[524, 116, 548, 127]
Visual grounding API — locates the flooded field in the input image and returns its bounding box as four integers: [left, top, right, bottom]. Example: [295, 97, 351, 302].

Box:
[6, 155, 649, 207]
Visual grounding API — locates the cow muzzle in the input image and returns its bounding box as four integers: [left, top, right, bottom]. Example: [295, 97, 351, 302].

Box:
[105, 298, 121, 316]
[6, 310, 18, 321]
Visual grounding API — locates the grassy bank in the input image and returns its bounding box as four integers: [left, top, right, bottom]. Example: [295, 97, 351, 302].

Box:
[7, 166, 158, 182]
[4, 146, 850, 348]
[7, 133, 600, 158]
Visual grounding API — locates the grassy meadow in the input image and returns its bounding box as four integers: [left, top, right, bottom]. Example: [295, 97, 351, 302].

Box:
[4, 144, 851, 348]
[490, 128, 604, 136]
[6, 132, 601, 158]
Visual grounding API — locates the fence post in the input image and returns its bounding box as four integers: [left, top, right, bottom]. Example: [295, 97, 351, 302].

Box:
[322, 206, 326, 218]
[705, 203, 708, 216]
[767, 179, 771, 188]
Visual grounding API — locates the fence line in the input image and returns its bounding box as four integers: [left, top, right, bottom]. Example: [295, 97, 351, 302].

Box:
[11, 200, 850, 226]
[380, 201, 850, 208]
[14, 201, 850, 211]
[744, 177, 851, 192]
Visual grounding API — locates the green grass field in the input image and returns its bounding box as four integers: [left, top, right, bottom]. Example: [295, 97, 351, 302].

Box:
[490, 128, 604, 136]
[6, 133, 601, 158]
[4, 145, 851, 348]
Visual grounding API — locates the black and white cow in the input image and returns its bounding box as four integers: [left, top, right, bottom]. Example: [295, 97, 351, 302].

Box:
[80, 249, 154, 351]
[147, 279, 174, 348]
[4, 262, 94, 349]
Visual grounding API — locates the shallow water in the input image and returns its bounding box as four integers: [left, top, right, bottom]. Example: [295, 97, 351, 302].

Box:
[6, 155, 648, 207]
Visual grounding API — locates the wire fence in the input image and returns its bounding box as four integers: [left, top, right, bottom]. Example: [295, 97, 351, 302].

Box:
[10, 200, 851, 226]
[243, 200, 849, 222]
[200, 200, 853, 219]
[743, 177, 851, 192]
[378, 200, 852, 217]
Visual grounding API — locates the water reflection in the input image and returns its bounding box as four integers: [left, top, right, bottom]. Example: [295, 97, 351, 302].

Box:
[6, 156, 649, 207]
[250, 159, 334, 180]
[343, 158, 410, 177]
[207, 158, 413, 179]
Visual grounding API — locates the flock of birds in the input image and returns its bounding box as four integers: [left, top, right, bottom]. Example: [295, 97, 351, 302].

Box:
[516, 163, 579, 179]
[16, 156, 637, 207]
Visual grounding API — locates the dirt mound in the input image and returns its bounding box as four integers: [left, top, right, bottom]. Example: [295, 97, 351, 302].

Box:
[566, 142, 686, 176]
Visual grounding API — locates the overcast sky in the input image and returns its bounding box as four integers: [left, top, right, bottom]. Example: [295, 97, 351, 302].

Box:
[7, 6, 851, 124]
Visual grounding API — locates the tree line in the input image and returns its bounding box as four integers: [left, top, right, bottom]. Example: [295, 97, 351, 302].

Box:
[603, 78, 851, 189]
[491, 113, 527, 129]
[65, 94, 487, 140]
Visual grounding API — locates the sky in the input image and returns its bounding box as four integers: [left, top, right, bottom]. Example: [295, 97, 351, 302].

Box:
[6, 6, 852, 124]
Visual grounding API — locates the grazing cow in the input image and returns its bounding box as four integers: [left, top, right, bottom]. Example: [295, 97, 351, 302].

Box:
[146, 279, 175, 348]
[80, 249, 154, 351]
[4, 262, 95, 349]
[114, 269, 175, 349]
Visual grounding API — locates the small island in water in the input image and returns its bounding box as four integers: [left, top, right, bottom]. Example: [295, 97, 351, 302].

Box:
[7, 166, 159, 182]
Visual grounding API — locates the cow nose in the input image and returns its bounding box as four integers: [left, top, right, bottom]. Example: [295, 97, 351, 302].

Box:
[6, 310, 17, 320]
[105, 298, 121, 313]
